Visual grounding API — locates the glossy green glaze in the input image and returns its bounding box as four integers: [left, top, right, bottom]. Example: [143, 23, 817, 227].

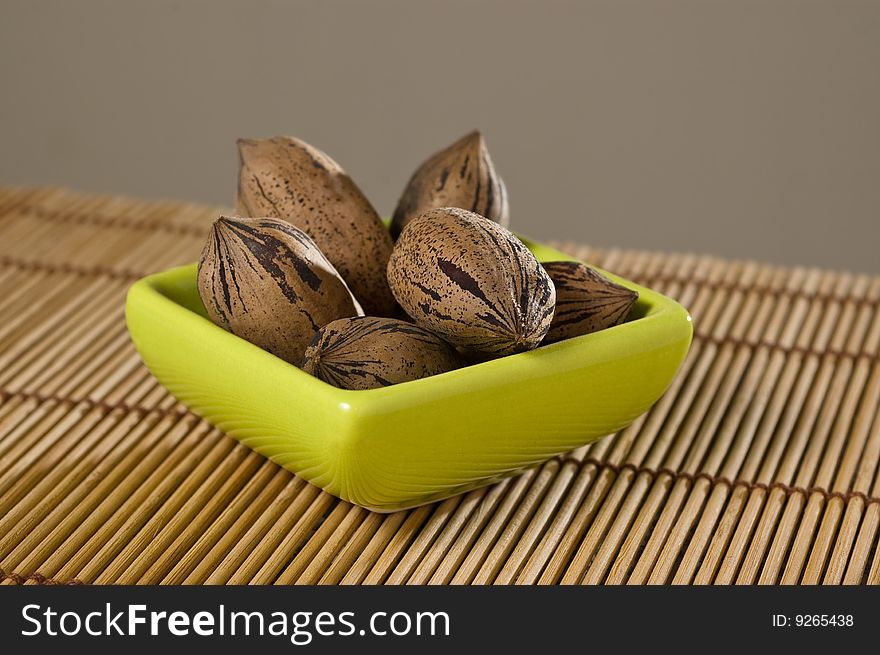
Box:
[125, 240, 692, 511]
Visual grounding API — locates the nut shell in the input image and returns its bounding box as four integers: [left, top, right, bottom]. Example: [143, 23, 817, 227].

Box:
[542, 261, 638, 343]
[391, 130, 509, 239]
[302, 316, 463, 390]
[236, 136, 396, 315]
[387, 208, 555, 355]
[198, 216, 362, 365]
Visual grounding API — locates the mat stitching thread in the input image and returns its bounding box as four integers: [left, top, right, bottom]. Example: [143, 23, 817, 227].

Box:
[561, 456, 879, 506]
[16, 204, 208, 237]
[2, 253, 879, 311]
[7, 203, 880, 304]
[0, 570, 83, 585]
[694, 333, 878, 361]
[0, 388, 191, 419]
[644, 273, 880, 305]
[4, 388, 871, 507]
[3, 309, 871, 367]
[0, 255, 144, 281]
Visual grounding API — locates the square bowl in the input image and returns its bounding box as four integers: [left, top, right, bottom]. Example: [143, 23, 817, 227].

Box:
[125, 239, 692, 511]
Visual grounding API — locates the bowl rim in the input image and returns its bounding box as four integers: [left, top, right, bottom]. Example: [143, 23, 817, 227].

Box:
[125, 237, 692, 415]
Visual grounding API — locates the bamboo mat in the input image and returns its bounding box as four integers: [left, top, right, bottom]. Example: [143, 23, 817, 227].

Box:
[0, 186, 878, 586]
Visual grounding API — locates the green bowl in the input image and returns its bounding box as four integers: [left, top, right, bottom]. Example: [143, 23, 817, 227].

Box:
[125, 239, 692, 511]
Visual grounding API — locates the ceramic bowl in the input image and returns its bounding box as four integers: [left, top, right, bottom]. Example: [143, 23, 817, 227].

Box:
[125, 239, 692, 511]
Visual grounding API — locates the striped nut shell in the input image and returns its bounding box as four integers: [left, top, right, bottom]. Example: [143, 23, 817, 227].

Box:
[541, 261, 638, 344]
[198, 216, 362, 365]
[387, 207, 555, 356]
[236, 136, 396, 316]
[302, 316, 464, 390]
[390, 130, 509, 239]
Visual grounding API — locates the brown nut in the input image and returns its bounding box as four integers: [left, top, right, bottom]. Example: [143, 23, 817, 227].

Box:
[302, 316, 463, 390]
[236, 136, 396, 315]
[198, 216, 362, 365]
[391, 130, 509, 239]
[541, 261, 638, 343]
[387, 207, 555, 356]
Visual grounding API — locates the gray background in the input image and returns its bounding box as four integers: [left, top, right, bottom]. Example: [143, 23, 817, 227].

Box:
[2, 0, 878, 272]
